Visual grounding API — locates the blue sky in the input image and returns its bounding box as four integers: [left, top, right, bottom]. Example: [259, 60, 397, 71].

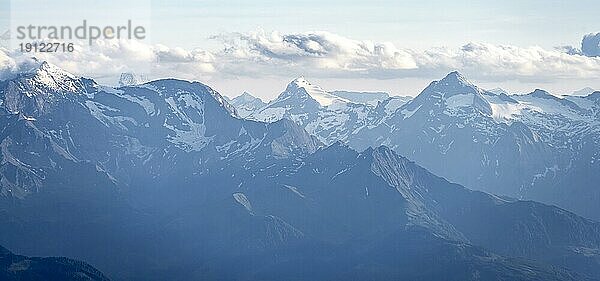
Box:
[2, 0, 600, 99]
[147, 0, 599, 49]
[5, 0, 599, 49]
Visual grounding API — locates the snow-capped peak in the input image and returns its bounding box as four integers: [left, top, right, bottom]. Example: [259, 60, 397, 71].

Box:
[284, 76, 349, 107]
[413, 71, 484, 100]
[1, 62, 85, 117]
[33, 62, 77, 82]
[17, 61, 82, 94]
[418, 71, 484, 100]
[439, 71, 473, 87]
[404, 71, 492, 116]
[290, 76, 310, 87]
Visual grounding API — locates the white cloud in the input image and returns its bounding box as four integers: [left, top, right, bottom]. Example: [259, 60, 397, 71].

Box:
[1, 31, 600, 86]
[414, 42, 600, 81]
[215, 30, 418, 78]
[0, 40, 217, 83]
[214, 31, 600, 82]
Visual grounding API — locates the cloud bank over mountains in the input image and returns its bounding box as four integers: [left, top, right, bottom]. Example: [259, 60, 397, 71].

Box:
[0, 40, 216, 82]
[216, 31, 600, 81]
[216, 31, 419, 74]
[1, 30, 600, 88]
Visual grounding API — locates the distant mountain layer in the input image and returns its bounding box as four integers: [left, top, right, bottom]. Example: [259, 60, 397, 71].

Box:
[0, 246, 110, 281]
[228, 92, 266, 118]
[487, 87, 510, 95]
[248, 77, 411, 145]
[571, 87, 596, 96]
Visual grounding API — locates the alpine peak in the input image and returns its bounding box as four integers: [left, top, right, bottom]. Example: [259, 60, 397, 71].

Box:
[282, 76, 349, 107]
[33, 61, 77, 80]
[23, 61, 82, 93]
[290, 76, 310, 87]
[237, 91, 261, 101]
[439, 71, 474, 87]
[529, 88, 553, 98]
[406, 71, 492, 116]
[413, 71, 482, 101]
[6, 61, 84, 96]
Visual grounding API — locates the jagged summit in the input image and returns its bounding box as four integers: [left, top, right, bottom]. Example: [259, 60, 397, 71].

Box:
[9, 61, 84, 95]
[25, 62, 80, 90]
[411, 71, 484, 102]
[415, 71, 484, 101]
[436, 71, 480, 93]
[529, 88, 553, 98]
[234, 91, 263, 103]
[280, 76, 349, 107]
[0, 61, 87, 117]
[36, 61, 75, 77]
[247, 76, 378, 143]
[25, 61, 76, 80]
[2, 63, 69, 114]
[439, 71, 473, 86]
[284, 76, 320, 94]
[289, 76, 310, 88]
[403, 71, 491, 115]
[230, 92, 266, 118]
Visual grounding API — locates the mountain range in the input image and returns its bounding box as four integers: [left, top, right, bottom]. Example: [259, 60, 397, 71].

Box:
[0, 62, 598, 280]
[248, 77, 411, 145]
[235, 72, 600, 222]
